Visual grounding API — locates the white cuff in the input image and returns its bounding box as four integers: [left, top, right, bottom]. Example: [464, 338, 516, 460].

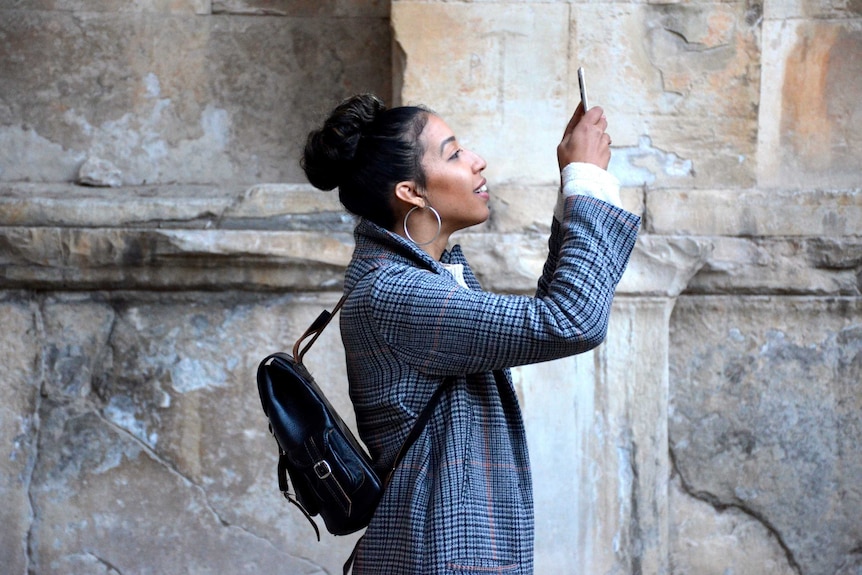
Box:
[554, 162, 622, 222]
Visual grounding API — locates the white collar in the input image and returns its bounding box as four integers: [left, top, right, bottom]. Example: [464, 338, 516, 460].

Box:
[440, 262, 469, 289]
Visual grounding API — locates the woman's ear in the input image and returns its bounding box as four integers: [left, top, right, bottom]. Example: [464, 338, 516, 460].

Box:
[394, 180, 426, 208]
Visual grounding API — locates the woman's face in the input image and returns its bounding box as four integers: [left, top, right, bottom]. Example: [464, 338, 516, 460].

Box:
[418, 114, 490, 233]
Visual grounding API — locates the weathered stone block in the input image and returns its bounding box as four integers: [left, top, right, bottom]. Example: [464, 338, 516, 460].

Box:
[212, 0, 388, 17]
[0, 184, 242, 228]
[515, 298, 674, 574]
[765, 0, 862, 20]
[647, 189, 862, 237]
[758, 18, 862, 189]
[669, 296, 862, 575]
[689, 236, 862, 296]
[2, 0, 209, 14]
[0, 227, 355, 290]
[0, 183, 343, 229]
[395, 1, 762, 190]
[393, 2, 571, 187]
[31, 404, 333, 574]
[0, 9, 391, 186]
[485, 183, 644, 234]
[578, 2, 761, 189]
[669, 476, 796, 575]
[0, 299, 39, 575]
[616, 235, 712, 297]
[24, 292, 362, 574]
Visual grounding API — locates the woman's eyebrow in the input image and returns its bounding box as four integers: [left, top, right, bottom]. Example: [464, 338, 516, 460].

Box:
[439, 135, 456, 156]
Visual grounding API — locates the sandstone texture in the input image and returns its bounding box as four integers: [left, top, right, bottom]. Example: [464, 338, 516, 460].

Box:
[1, 0, 860, 574]
[670, 297, 862, 575]
[0, 3, 390, 186]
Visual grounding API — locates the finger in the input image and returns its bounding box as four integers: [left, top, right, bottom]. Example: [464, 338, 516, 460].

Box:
[583, 105, 604, 124]
[563, 102, 586, 137]
[597, 114, 608, 133]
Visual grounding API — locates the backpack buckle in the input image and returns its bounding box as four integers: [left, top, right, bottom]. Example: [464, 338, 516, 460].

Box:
[313, 460, 332, 479]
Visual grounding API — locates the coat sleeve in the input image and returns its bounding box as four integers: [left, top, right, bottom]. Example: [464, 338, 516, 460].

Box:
[368, 195, 640, 376]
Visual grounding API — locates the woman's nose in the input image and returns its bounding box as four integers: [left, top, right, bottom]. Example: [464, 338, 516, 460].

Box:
[472, 150, 487, 172]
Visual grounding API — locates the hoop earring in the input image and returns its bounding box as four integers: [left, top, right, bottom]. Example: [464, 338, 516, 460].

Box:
[403, 205, 442, 246]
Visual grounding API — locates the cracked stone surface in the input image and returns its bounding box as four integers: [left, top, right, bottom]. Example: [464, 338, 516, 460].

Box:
[394, 2, 760, 190]
[669, 296, 862, 575]
[0, 8, 391, 187]
[0, 299, 40, 575]
[668, 475, 797, 575]
[8, 292, 360, 574]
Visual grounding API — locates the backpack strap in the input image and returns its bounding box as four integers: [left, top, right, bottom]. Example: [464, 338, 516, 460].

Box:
[292, 285, 454, 483]
[344, 539, 362, 575]
[293, 294, 349, 363]
[277, 448, 322, 541]
[293, 264, 384, 362]
[384, 375, 456, 485]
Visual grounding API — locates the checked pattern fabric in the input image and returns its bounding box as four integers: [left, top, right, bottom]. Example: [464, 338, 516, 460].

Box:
[340, 195, 640, 574]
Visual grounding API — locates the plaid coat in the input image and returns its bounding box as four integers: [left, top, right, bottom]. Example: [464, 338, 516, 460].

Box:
[340, 195, 640, 574]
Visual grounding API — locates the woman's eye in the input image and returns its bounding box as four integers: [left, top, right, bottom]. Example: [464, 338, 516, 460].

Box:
[450, 148, 463, 160]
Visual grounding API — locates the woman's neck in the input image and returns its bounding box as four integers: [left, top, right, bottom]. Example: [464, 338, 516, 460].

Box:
[393, 222, 450, 261]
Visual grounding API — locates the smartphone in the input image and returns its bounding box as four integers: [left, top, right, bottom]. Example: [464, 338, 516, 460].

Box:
[577, 67, 589, 111]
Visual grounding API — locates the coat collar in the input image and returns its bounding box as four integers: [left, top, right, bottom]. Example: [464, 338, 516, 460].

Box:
[344, 218, 474, 290]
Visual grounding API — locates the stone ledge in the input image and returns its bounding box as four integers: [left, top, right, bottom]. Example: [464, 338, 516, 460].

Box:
[0, 183, 344, 230]
[687, 236, 862, 296]
[3, 185, 860, 294]
[0, 1, 211, 15]
[6, 185, 860, 238]
[647, 188, 862, 237]
[212, 0, 388, 17]
[764, 2, 861, 24]
[0, 227, 353, 291]
[460, 233, 712, 298]
[2, 225, 858, 295]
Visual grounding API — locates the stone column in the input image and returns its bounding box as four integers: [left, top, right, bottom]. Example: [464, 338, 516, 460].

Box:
[512, 238, 709, 574]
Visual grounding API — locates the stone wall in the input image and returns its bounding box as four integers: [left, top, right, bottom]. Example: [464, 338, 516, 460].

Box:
[1, 1, 860, 575]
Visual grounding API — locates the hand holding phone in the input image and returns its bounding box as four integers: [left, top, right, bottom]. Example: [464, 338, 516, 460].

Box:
[558, 68, 611, 170]
[578, 67, 589, 111]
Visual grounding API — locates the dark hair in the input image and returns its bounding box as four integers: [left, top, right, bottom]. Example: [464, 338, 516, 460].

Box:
[301, 94, 430, 229]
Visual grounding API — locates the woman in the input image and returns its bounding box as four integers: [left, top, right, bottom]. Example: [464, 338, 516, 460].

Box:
[301, 94, 639, 574]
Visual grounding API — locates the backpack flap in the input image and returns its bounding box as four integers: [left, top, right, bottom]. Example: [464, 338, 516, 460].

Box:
[257, 352, 383, 536]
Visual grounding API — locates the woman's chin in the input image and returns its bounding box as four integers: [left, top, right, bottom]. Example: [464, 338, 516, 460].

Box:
[469, 209, 492, 229]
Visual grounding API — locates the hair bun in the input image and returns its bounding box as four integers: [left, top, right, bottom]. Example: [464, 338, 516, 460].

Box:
[302, 94, 387, 191]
